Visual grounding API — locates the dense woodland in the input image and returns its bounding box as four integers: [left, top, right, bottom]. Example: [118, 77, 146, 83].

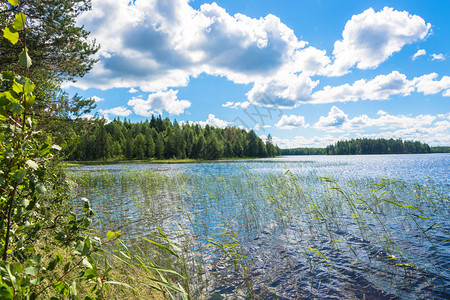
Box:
[281, 147, 326, 155]
[282, 138, 435, 155]
[64, 116, 281, 161]
[325, 138, 431, 155]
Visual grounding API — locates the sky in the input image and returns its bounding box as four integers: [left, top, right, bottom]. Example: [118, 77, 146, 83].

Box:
[64, 0, 450, 148]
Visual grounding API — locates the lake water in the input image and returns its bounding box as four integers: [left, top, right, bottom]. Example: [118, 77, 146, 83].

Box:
[69, 154, 450, 299]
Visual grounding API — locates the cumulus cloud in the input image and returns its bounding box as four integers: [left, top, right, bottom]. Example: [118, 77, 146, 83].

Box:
[222, 101, 251, 109]
[91, 96, 104, 102]
[128, 88, 138, 93]
[269, 134, 350, 148]
[412, 49, 426, 60]
[275, 114, 306, 129]
[357, 121, 450, 146]
[247, 74, 318, 108]
[314, 106, 437, 132]
[291, 47, 331, 76]
[203, 114, 230, 128]
[431, 53, 445, 61]
[326, 7, 430, 75]
[99, 106, 132, 117]
[443, 89, 450, 97]
[311, 71, 413, 104]
[127, 89, 191, 116]
[413, 73, 450, 95]
[182, 114, 230, 128]
[71, 0, 308, 94]
[67, 2, 439, 109]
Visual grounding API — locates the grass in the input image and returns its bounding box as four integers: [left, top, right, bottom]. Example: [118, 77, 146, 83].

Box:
[69, 167, 450, 299]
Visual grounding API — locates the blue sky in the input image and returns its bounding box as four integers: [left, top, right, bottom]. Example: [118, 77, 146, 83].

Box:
[65, 0, 450, 147]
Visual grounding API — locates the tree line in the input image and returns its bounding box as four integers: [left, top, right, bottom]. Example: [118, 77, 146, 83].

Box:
[282, 138, 434, 155]
[281, 147, 326, 155]
[64, 116, 281, 161]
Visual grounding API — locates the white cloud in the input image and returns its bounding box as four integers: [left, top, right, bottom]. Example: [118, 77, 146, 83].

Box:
[128, 88, 138, 93]
[413, 73, 450, 95]
[291, 47, 331, 76]
[275, 114, 306, 129]
[314, 106, 436, 132]
[412, 49, 426, 60]
[66, 2, 440, 110]
[357, 121, 450, 146]
[270, 134, 350, 148]
[222, 101, 251, 109]
[247, 74, 318, 108]
[314, 106, 358, 131]
[71, 0, 309, 95]
[99, 106, 132, 117]
[431, 53, 445, 61]
[91, 96, 104, 102]
[204, 114, 230, 128]
[127, 89, 191, 116]
[326, 7, 430, 75]
[311, 71, 413, 104]
[182, 114, 230, 128]
[443, 89, 450, 97]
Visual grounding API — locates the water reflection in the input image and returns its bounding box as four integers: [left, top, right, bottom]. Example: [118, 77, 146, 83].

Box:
[69, 154, 450, 299]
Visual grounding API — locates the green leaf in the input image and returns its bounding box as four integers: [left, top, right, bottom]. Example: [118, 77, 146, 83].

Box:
[30, 254, 43, 265]
[35, 183, 47, 195]
[8, 102, 23, 114]
[0, 283, 13, 300]
[19, 48, 32, 68]
[26, 159, 39, 170]
[5, 148, 14, 159]
[106, 231, 115, 239]
[2, 27, 18, 45]
[47, 255, 61, 271]
[84, 269, 97, 280]
[24, 266, 39, 276]
[12, 13, 26, 31]
[13, 169, 27, 183]
[0, 93, 12, 106]
[21, 199, 29, 208]
[8, 0, 19, 6]
[53, 281, 67, 294]
[69, 281, 77, 297]
[52, 144, 62, 151]
[82, 258, 92, 269]
[24, 79, 35, 94]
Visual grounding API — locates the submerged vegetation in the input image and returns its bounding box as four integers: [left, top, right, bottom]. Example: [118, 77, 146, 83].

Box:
[70, 167, 449, 299]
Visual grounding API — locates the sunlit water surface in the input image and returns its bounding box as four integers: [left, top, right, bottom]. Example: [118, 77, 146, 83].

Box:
[69, 154, 449, 299]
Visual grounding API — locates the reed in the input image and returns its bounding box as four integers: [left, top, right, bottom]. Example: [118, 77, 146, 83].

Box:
[69, 166, 449, 299]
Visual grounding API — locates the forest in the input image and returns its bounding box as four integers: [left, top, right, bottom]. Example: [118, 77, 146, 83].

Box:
[63, 116, 280, 161]
[324, 138, 431, 155]
[282, 138, 433, 155]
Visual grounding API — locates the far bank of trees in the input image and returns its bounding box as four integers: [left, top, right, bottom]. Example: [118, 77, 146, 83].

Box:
[282, 138, 434, 155]
[64, 116, 280, 161]
[281, 147, 326, 155]
[325, 138, 430, 155]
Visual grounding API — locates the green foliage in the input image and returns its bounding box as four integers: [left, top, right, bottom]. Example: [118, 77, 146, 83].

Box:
[430, 146, 450, 153]
[282, 138, 432, 156]
[0, 0, 99, 150]
[0, 5, 118, 299]
[281, 147, 326, 155]
[325, 138, 431, 155]
[64, 116, 280, 161]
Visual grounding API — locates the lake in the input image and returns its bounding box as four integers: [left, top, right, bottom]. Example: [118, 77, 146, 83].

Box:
[69, 154, 449, 299]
